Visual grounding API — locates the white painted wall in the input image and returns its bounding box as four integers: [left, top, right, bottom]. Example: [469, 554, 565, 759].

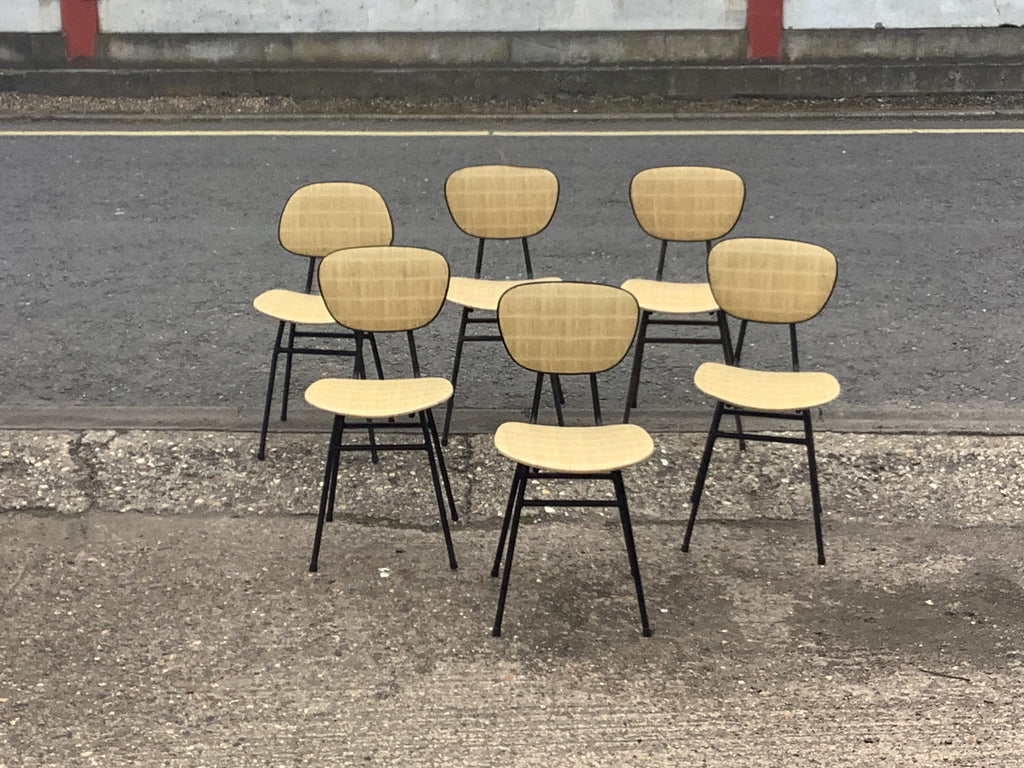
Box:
[4, 0, 1024, 35]
[94, 0, 747, 33]
[4, 0, 61, 33]
[785, 0, 1024, 29]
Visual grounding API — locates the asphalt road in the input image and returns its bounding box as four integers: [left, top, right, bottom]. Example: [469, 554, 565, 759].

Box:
[2, 116, 1022, 433]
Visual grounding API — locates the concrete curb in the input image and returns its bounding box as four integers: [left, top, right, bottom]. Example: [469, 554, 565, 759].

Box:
[4, 105, 1024, 123]
[4, 60, 1024, 101]
[2, 405, 1022, 436]
[2, 426, 1024, 764]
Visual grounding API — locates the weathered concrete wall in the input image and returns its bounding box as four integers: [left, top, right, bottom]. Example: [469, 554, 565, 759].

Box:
[96, 30, 746, 67]
[3, 1, 1024, 69]
[5, 0, 60, 33]
[784, 27, 1024, 61]
[96, 0, 747, 34]
[786, 0, 1024, 29]
[5, 1, 1024, 37]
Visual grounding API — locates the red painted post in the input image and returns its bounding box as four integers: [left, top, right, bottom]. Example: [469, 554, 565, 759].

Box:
[60, 0, 99, 62]
[747, 0, 784, 62]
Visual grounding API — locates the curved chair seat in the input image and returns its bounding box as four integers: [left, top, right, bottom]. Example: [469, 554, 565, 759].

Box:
[254, 288, 336, 325]
[305, 376, 453, 420]
[446, 276, 561, 311]
[304, 246, 458, 574]
[621, 278, 719, 315]
[254, 181, 395, 460]
[495, 422, 653, 474]
[684, 238, 840, 566]
[489, 282, 653, 638]
[619, 166, 746, 423]
[694, 362, 840, 412]
[441, 164, 560, 445]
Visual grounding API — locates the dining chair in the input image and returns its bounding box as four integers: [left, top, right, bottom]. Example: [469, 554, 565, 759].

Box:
[683, 237, 840, 565]
[253, 182, 393, 460]
[490, 281, 654, 638]
[304, 246, 458, 573]
[440, 164, 561, 444]
[620, 166, 745, 422]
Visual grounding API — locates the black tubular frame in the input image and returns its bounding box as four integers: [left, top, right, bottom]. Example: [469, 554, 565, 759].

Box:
[489, 370, 651, 638]
[682, 322, 827, 565]
[308, 330, 458, 574]
[257, 255, 384, 461]
[622, 239, 736, 424]
[440, 237, 563, 444]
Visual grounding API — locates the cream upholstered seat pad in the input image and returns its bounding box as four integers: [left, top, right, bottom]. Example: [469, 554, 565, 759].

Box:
[494, 422, 654, 474]
[707, 238, 836, 324]
[621, 278, 719, 314]
[694, 361, 840, 412]
[278, 182, 393, 257]
[446, 276, 560, 311]
[630, 166, 745, 242]
[305, 377, 453, 419]
[253, 288, 335, 325]
[445, 165, 559, 239]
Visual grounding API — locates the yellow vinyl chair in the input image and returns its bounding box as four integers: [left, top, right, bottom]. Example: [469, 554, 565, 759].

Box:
[441, 164, 561, 444]
[684, 238, 840, 565]
[490, 282, 654, 638]
[304, 246, 458, 573]
[620, 166, 745, 422]
[253, 182, 393, 460]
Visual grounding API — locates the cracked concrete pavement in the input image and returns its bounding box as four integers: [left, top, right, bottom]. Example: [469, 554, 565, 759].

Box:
[3, 89, 1024, 766]
[2, 426, 1023, 766]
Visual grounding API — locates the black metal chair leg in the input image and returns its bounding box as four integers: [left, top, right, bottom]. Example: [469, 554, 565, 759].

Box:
[552, 375, 565, 426]
[366, 418, 380, 464]
[426, 409, 459, 522]
[623, 310, 650, 422]
[368, 332, 385, 380]
[325, 416, 345, 523]
[257, 321, 286, 461]
[280, 322, 297, 422]
[310, 415, 344, 572]
[350, 339, 381, 465]
[420, 411, 458, 571]
[551, 374, 566, 406]
[803, 410, 827, 566]
[612, 471, 651, 637]
[492, 466, 529, 637]
[734, 319, 748, 362]
[683, 401, 725, 553]
[717, 310, 746, 451]
[441, 307, 472, 446]
[491, 463, 528, 577]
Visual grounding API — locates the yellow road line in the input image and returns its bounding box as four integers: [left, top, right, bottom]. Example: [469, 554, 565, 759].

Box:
[1, 127, 1023, 138]
[0, 129, 492, 138]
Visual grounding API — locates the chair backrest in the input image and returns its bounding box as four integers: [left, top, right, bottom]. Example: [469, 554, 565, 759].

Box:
[497, 282, 639, 375]
[630, 166, 745, 243]
[445, 165, 559, 240]
[318, 246, 450, 333]
[707, 237, 837, 324]
[278, 182, 393, 258]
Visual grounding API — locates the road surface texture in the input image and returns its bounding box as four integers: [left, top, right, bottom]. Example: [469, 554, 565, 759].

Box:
[1, 427, 1023, 765]
[1, 95, 1022, 766]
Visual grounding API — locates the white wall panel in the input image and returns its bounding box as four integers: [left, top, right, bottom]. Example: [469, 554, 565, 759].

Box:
[13, 0, 1023, 36]
[2, 0, 62, 32]
[96, 0, 746, 33]
[785, 0, 1024, 29]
